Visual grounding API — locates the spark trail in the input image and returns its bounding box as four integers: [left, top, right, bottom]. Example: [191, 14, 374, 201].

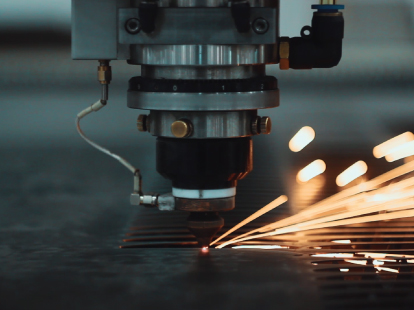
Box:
[213, 160, 414, 249]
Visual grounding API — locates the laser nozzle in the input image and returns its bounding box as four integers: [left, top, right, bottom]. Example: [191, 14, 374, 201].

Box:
[187, 212, 224, 248]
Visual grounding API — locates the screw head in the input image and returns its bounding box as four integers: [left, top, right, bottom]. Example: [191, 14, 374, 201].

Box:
[252, 18, 269, 34]
[137, 114, 148, 132]
[125, 18, 141, 34]
[259, 116, 272, 135]
[171, 119, 193, 138]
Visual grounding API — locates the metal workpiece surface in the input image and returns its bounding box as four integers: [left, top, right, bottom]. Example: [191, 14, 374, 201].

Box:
[0, 248, 319, 310]
[0, 147, 319, 310]
[127, 90, 280, 111]
[148, 110, 257, 138]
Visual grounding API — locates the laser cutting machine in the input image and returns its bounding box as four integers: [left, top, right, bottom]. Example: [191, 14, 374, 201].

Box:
[72, 0, 345, 247]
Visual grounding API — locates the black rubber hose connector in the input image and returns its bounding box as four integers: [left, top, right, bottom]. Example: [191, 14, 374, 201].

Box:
[289, 13, 344, 69]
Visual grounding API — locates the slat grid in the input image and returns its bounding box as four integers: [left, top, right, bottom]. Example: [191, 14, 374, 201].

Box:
[122, 208, 414, 309]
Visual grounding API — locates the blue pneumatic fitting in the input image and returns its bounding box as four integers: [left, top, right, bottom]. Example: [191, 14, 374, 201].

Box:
[311, 4, 345, 13]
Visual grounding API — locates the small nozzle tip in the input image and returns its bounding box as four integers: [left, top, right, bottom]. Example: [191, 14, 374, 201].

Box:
[187, 212, 224, 248]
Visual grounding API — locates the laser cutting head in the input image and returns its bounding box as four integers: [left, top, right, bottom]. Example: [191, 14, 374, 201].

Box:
[72, 0, 344, 246]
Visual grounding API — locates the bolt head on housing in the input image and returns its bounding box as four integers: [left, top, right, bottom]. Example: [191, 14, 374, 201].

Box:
[260, 116, 272, 135]
[171, 119, 193, 138]
[137, 114, 148, 132]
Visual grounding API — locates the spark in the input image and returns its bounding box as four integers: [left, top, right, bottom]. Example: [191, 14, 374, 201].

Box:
[385, 140, 414, 162]
[210, 195, 288, 246]
[332, 240, 351, 244]
[373, 260, 385, 265]
[340, 268, 349, 272]
[373, 132, 414, 159]
[358, 252, 414, 259]
[405, 156, 414, 164]
[375, 267, 399, 273]
[215, 160, 414, 249]
[297, 160, 326, 183]
[289, 126, 316, 152]
[345, 259, 367, 266]
[336, 161, 368, 187]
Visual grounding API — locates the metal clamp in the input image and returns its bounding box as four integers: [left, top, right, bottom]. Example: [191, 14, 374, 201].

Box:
[118, 7, 278, 45]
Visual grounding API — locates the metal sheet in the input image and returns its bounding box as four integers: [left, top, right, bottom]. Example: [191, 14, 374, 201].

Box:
[0, 148, 319, 310]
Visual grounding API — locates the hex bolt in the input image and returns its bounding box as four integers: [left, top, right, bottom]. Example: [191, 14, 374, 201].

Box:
[137, 114, 148, 132]
[171, 119, 193, 138]
[259, 116, 272, 135]
[125, 18, 141, 34]
[252, 18, 269, 34]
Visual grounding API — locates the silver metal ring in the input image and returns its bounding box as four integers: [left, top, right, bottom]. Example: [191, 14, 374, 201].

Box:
[172, 187, 236, 199]
[141, 65, 265, 80]
[129, 44, 277, 65]
[127, 90, 280, 111]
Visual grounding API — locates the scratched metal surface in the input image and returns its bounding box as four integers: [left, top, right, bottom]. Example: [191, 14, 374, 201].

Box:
[0, 147, 321, 310]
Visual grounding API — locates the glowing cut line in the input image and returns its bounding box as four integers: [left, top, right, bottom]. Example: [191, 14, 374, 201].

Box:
[336, 161, 368, 187]
[340, 269, 349, 272]
[232, 245, 288, 250]
[373, 132, 414, 159]
[332, 240, 351, 244]
[358, 252, 414, 259]
[289, 126, 316, 152]
[312, 253, 354, 258]
[345, 259, 367, 266]
[297, 160, 326, 183]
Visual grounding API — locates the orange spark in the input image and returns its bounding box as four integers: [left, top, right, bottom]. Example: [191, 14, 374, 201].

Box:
[373, 132, 414, 159]
[210, 195, 288, 246]
[297, 160, 326, 183]
[332, 240, 351, 244]
[289, 126, 316, 152]
[336, 161, 368, 187]
[385, 140, 414, 162]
